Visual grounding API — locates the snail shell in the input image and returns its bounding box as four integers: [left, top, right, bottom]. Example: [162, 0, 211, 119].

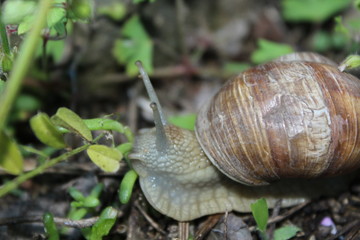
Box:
[131, 52, 360, 221]
[196, 53, 360, 185]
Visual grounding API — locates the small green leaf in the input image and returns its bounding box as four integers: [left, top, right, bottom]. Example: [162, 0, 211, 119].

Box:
[90, 183, 104, 198]
[223, 62, 251, 75]
[83, 196, 100, 208]
[83, 118, 125, 133]
[251, 39, 294, 64]
[68, 187, 85, 201]
[43, 212, 59, 240]
[0, 131, 24, 175]
[281, 0, 353, 22]
[339, 55, 360, 72]
[18, 15, 35, 34]
[47, 7, 66, 28]
[119, 170, 138, 204]
[69, 208, 87, 220]
[90, 207, 117, 240]
[274, 225, 301, 240]
[2, 0, 37, 24]
[87, 145, 122, 172]
[250, 198, 268, 233]
[168, 114, 197, 131]
[51, 107, 93, 141]
[30, 113, 66, 149]
[112, 15, 153, 76]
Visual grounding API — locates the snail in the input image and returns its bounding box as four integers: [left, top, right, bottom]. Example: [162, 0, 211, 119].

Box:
[129, 52, 360, 221]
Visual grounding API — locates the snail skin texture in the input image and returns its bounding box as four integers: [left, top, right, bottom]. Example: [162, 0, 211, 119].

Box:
[130, 53, 360, 221]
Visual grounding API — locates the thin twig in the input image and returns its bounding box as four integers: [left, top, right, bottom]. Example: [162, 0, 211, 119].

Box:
[134, 201, 166, 234]
[195, 214, 223, 240]
[268, 200, 282, 239]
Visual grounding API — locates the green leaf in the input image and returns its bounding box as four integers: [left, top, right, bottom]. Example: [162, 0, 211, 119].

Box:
[112, 15, 153, 76]
[251, 39, 293, 64]
[2, 0, 37, 24]
[69, 208, 87, 220]
[223, 62, 251, 75]
[51, 107, 93, 141]
[119, 169, 138, 204]
[339, 55, 360, 72]
[68, 187, 85, 201]
[168, 114, 197, 131]
[274, 225, 301, 240]
[250, 198, 268, 233]
[87, 145, 122, 172]
[90, 183, 104, 198]
[90, 207, 117, 240]
[47, 7, 66, 28]
[53, 22, 67, 37]
[43, 212, 59, 240]
[82, 196, 100, 208]
[281, 0, 353, 22]
[83, 118, 125, 133]
[18, 15, 35, 35]
[0, 131, 23, 175]
[30, 113, 66, 149]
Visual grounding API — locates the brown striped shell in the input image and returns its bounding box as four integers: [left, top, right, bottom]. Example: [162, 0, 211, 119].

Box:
[196, 52, 360, 186]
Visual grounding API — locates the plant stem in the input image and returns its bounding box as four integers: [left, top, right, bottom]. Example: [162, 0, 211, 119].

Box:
[0, 13, 11, 56]
[0, 144, 90, 198]
[0, 0, 52, 131]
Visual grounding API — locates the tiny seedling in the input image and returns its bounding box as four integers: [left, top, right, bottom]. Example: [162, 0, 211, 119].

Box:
[251, 198, 301, 240]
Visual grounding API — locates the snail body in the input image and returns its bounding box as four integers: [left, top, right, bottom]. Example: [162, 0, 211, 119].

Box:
[130, 53, 360, 221]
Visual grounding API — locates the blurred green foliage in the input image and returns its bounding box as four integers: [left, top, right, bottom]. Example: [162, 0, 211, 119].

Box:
[113, 15, 154, 76]
[168, 114, 197, 131]
[251, 39, 294, 64]
[281, 0, 353, 22]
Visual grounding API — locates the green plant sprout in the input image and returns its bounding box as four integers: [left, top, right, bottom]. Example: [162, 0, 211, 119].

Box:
[65, 185, 118, 239]
[67, 184, 104, 221]
[43, 212, 60, 240]
[251, 198, 301, 240]
[339, 54, 360, 72]
[82, 206, 118, 240]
